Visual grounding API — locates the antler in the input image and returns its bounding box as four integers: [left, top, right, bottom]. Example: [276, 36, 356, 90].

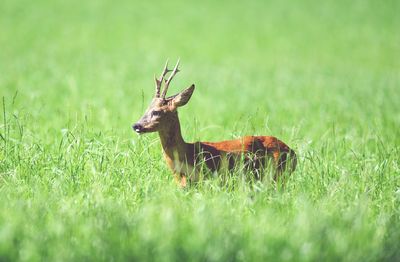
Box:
[161, 59, 180, 98]
[154, 60, 170, 98]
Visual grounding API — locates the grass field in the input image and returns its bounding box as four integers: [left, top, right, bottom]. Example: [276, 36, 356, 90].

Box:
[1, 0, 399, 261]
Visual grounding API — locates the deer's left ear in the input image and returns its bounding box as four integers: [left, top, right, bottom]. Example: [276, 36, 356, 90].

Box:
[170, 84, 195, 108]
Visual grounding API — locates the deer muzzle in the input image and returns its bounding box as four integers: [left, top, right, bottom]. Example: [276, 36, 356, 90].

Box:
[132, 123, 144, 134]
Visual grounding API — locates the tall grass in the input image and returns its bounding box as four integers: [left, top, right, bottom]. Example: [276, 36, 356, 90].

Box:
[1, 0, 399, 261]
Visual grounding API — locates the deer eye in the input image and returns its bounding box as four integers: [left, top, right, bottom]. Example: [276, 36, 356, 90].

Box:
[151, 110, 162, 117]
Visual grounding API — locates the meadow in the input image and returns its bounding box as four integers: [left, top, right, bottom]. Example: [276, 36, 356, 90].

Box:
[1, 0, 399, 261]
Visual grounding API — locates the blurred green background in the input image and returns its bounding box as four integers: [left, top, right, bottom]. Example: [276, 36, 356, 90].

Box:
[0, 0, 399, 261]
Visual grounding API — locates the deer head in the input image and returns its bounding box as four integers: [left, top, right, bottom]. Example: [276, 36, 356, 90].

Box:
[132, 60, 195, 134]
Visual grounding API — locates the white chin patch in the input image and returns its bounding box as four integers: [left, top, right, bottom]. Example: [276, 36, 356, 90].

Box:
[135, 128, 141, 132]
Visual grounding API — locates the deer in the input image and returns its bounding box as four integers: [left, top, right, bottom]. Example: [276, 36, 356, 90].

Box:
[132, 60, 297, 187]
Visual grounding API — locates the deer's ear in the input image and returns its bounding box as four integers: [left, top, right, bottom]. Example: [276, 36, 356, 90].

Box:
[170, 84, 195, 108]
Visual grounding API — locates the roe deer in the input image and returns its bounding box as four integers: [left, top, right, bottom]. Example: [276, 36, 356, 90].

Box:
[132, 60, 297, 187]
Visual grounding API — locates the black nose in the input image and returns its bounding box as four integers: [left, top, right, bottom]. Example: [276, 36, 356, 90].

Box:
[132, 123, 143, 133]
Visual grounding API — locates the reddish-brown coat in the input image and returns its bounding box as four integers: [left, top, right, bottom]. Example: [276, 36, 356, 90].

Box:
[133, 62, 297, 187]
[193, 136, 295, 177]
[156, 113, 296, 187]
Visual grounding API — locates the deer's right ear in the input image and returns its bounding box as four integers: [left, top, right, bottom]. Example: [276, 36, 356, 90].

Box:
[170, 84, 195, 108]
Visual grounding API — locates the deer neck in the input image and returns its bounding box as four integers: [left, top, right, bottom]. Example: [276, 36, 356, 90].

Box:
[158, 112, 187, 160]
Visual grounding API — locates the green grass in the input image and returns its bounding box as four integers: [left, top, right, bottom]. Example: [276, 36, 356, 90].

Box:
[1, 0, 399, 261]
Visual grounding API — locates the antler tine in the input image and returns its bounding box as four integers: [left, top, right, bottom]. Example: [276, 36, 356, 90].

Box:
[155, 59, 170, 97]
[161, 59, 180, 98]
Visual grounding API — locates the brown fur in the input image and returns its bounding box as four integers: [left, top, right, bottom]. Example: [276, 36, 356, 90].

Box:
[133, 65, 296, 187]
[157, 112, 296, 187]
